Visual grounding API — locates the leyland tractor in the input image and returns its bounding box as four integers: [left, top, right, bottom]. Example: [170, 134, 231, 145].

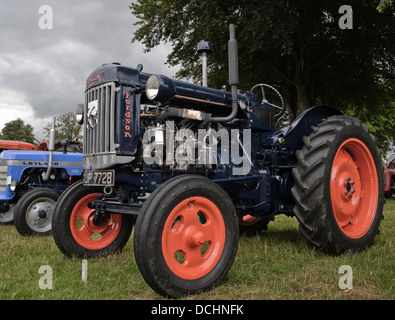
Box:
[52, 25, 384, 298]
[0, 119, 83, 235]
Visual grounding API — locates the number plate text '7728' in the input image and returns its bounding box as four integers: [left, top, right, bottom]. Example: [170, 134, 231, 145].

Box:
[83, 170, 114, 186]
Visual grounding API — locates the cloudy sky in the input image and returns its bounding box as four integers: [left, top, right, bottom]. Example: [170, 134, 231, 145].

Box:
[0, 0, 179, 141]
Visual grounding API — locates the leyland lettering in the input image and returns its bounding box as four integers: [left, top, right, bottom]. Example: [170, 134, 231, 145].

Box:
[22, 161, 59, 166]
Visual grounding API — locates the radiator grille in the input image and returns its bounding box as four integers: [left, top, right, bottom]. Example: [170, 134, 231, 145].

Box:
[0, 166, 8, 191]
[84, 82, 117, 169]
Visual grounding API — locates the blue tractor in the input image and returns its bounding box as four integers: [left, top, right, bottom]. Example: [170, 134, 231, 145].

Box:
[52, 25, 384, 298]
[0, 119, 83, 235]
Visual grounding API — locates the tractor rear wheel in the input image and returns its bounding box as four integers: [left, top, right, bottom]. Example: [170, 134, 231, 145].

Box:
[292, 115, 384, 255]
[133, 175, 239, 298]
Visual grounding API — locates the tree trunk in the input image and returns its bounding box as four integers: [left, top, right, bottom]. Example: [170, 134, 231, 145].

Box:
[293, 41, 314, 118]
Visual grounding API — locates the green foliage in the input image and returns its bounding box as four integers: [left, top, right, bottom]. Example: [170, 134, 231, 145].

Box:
[0, 118, 35, 143]
[377, 0, 394, 12]
[343, 102, 395, 156]
[43, 112, 82, 142]
[131, 0, 394, 122]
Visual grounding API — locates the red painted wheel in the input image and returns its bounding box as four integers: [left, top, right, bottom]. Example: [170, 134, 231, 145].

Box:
[162, 196, 225, 280]
[70, 193, 122, 250]
[330, 138, 378, 239]
[52, 180, 134, 258]
[292, 115, 384, 255]
[134, 175, 239, 298]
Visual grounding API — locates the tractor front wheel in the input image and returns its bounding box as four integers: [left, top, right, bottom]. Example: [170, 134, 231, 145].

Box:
[14, 188, 59, 236]
[133, 175, 239, 298]
[52, 180, 134, 258]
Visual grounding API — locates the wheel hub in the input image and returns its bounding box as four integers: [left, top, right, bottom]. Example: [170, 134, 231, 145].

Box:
[87, 212, 109, 233]
[70, 193, 122, 250]
[330, 138, 378, 238]
[162, 196, 226, 280]
[27, 200, 54, 231]
[191, 230, 206, 246]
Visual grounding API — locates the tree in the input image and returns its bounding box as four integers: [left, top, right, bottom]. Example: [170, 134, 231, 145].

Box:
[0, 118, 35, 143]
[343, 102, 395, 155]
[131, 0, 394, 121]
[43, 112, 82, 142]
[377, 0, 394, 12]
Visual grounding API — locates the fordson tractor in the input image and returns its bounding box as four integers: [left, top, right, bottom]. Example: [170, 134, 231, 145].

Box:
[0, 119, 83, 235]
[52, 25, 384, 298]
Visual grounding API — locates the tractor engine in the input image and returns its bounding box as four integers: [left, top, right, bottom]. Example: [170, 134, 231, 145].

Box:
[76, 26, 295, 220]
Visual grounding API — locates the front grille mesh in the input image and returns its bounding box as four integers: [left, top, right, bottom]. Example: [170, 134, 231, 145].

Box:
[84, 82, 117, 159]
[0, 166, 8, 191]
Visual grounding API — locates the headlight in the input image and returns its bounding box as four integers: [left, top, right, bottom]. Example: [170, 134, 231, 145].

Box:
[145, 75, 176, 102]
[146, 75, 160, 100]
[10, 180, 18, 192]
[74, 103, 84, 125]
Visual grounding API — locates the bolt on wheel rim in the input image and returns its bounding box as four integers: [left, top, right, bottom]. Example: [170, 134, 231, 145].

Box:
[330, 138, 378, 239]
[161, 197, 226, 280]
[70, 193, 122, 250]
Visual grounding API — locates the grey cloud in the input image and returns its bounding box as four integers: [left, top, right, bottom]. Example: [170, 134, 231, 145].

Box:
[0, 0, 178, 138]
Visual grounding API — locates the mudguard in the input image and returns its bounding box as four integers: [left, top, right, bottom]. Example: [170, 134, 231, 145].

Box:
[276, 105, 342, 152]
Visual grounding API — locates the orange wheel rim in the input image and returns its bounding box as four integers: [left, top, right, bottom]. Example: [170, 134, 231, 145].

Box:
[70, 193, 122, 250]
[330, 138, 378, 239]
[162, 197, 226, 280]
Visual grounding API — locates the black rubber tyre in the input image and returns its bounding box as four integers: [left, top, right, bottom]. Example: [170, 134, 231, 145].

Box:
[52, 180, 135, 258]
[292, 115, 384, 255]
[133, 174, 239, 298]
[14, 188, 59, 236]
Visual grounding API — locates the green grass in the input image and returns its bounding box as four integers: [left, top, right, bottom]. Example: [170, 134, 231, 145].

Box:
[1, 199, 394, 300]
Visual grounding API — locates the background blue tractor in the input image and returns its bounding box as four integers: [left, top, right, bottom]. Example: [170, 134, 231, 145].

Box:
[0, 118, 83, 235]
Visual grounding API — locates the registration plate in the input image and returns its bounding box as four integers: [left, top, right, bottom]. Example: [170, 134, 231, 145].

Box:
[83, 170, 115, 186]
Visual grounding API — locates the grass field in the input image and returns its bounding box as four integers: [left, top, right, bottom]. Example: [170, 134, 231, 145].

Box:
[0, 198, 394, 300]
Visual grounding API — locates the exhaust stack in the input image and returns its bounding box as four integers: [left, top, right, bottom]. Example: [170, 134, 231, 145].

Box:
[205, 24, 239, 123]
[197, 41, 212, 87]
[43, 116, 56, 181]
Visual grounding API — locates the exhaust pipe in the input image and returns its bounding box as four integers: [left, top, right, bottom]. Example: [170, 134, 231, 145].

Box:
[43, 117, 56, 181]
[208, 24, 239, 123]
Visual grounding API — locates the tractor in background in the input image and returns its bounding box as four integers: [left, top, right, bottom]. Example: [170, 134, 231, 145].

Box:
[0, 118, 83, 236]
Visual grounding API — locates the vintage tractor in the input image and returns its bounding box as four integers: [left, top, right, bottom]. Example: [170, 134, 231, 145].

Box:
[52, 25, 384, 298]
[0, 140, 47, 153]
[0, 118, 83, 235]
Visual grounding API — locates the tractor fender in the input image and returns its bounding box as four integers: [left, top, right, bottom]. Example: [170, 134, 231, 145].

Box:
[278, 105, 342, 152]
